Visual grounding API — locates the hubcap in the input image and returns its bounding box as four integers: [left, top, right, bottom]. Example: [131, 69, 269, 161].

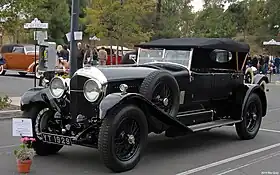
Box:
[152, 83, 173, 113]
[163, 98, 169, 106]
[127, 134, 135, 145]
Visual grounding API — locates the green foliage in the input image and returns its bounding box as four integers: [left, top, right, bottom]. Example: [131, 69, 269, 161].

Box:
[0, 95, 11, 110]
[31, 0, 70, 44]
[14, 137, 36, 161]
[84, 0, 154, 45]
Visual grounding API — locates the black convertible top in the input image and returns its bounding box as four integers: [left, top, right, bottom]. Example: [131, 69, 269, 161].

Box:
[135, 38, 250, 52]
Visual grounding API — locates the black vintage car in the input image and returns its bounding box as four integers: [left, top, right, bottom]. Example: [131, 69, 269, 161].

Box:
[20, 38, 267, 173]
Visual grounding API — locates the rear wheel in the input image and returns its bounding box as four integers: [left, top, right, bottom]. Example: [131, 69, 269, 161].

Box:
[22, 105, 63, 156]
[0, 65, 6, 75]
[235, 93, 262, 140]
[35, 65, 41, 79]
[98, 105, 148, 172]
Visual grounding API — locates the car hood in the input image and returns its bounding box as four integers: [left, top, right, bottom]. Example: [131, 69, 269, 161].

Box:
[73, 65, 157, 84]
[97, 66, 157, 82]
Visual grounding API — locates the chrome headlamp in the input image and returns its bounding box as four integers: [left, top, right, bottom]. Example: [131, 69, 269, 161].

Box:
[49, 76, 67, 98]
[83, 79, 102, 102]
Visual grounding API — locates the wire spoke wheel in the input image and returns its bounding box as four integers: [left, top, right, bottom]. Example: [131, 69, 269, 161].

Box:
[246, 103, 258, 132]
[114, 118, 140, 161]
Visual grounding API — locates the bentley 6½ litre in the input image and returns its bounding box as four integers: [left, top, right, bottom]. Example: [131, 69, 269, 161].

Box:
[20, 38, 268, 173]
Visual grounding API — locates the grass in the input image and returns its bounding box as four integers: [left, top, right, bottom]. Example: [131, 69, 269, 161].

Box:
[0, 95, 11, 110]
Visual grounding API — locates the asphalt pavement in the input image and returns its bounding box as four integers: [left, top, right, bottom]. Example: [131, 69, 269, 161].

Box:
[0, 72, 39, 97]
[1, 73, 280, 174]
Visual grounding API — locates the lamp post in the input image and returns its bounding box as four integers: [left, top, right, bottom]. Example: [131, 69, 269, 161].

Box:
[69, 0, 80, 77]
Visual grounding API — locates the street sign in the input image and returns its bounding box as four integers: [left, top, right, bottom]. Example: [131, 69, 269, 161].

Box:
[89, 36, 100, 41]
[65, 31, 83, 42]
[24, 18, 48, 29]
[34, 31, 48, 43]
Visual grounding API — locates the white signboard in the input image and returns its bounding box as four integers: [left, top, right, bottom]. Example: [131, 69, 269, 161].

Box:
[34, 31, 48, 41]
[66, 31, 83, 42]
[89, 36, 100, 41]
[24, 18, 48, 29]
[12, 118, 33, 137]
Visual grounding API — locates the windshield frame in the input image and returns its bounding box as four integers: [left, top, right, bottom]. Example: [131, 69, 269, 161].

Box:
[24, 45, 40, 53]
[136, 47, 194, 69]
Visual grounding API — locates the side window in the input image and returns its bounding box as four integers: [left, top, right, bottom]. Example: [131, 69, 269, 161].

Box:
[210, 49, 232, 63]
[12, 47, 24, 53]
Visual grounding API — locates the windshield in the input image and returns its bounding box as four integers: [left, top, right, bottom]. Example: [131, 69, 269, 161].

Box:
[25, 45, 39, 52]
[138, 48, 191, 67]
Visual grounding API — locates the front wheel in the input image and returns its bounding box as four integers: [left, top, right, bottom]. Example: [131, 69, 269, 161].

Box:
[0, 65, 6, 75]
[22, 105, 63, 156]
[98, 105, 148, 172]
[235, 93, 262, 140]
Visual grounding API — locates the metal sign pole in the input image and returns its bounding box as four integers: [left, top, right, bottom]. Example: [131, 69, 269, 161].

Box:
[34, 29, 37, 87]
[24, 18, 48, 87]
[69, 0, 80, 77]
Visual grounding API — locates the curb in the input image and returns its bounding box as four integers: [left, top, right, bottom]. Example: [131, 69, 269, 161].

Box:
[0, 111, 22, 121]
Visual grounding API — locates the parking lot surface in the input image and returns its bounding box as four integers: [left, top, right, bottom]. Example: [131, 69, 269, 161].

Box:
[0, 83, 280, 174]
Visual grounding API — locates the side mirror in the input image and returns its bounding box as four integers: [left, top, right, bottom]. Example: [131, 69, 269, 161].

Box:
[129, 54, 137, 63]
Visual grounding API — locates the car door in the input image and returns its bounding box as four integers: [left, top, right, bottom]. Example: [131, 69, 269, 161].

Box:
[212, 72, 232, 99]
[9, 47, 25, 70]
[188, 71, 213, 102]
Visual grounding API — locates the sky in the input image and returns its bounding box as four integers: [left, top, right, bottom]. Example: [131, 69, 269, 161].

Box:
[191, 0, 204, 12]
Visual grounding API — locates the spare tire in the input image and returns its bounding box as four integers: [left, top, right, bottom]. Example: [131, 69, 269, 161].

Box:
[139, 70, 180, 117]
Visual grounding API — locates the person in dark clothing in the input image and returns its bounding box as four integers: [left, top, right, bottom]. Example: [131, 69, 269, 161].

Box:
[274, 56, 280, 74]
[77, 42, 84, 69]
[60, 45, 70, 62]
[251, 55, 258, 68]
[121, 50, 138, 64]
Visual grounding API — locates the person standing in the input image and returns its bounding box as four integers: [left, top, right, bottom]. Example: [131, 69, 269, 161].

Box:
[274, 56, 280, 74]
[77, 42, 84, 69]
[98, 47, 107, 65]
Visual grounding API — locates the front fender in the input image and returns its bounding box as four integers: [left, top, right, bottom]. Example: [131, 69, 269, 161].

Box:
[253, 74, 269, 84]
[20, 87, 52, 111]
[99, 93, 191, 131]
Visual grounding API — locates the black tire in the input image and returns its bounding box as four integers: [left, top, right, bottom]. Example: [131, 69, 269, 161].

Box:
[139, 70, 180, 117]
[22, 105, 63, 156]
[18, 72, 27, 76]
[235, 93, 262, 140]
[98, 105, 148, 172]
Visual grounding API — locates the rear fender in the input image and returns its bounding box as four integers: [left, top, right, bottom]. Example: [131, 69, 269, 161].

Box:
[233, 84, 267, 120]
[99, 93, 192, 132]
[20, 87, 53, 111]
[253, 74, 269, 84]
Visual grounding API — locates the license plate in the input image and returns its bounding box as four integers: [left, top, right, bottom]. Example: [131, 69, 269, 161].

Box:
[41, 133, 72, 146]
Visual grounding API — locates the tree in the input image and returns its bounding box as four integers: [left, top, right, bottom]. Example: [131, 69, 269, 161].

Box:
[0, 0, 46, 42]
[192, 4, 236, 38]
[32, 0, 70, 44]
[84, 0, 154, 46]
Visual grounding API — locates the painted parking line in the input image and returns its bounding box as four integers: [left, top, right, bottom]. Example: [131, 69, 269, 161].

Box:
[260, 128, 280, 134]
[0, 144, 17, 149]
[176, 143, 280, 175]
[213, 150, 280, 175]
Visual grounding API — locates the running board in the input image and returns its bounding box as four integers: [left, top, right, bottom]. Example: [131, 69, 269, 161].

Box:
[188, 119, 242, 132]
